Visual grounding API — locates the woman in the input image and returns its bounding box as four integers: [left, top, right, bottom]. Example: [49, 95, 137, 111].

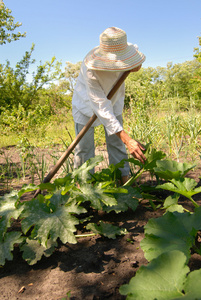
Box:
[72, 27, 146, 184]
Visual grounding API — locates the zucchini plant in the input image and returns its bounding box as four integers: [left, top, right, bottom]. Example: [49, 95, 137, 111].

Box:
[0, 145, 201, 300]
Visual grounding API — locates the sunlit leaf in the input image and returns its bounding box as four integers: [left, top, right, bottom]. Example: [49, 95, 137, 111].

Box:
[163, 194, 184, 213]
[120, 251, 195, 300]
[103, 186, 140, 213]
[154, 160, 195, 180]
[18, 184, 38, 198]
[21, 197, 81, 246]
[73, 183, 117, 210]
[72, 156, 103, 183]
[141, 211, 196, 261]
[157, 178, 201, 205]
[0, 191, 24, 238]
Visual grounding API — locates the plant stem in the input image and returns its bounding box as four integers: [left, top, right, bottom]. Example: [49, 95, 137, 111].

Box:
[75, 233, 96, 238]
[189, 197, 200, 208]
[123, 168, 144, 187]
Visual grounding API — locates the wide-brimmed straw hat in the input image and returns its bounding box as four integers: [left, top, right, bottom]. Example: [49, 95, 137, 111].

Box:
[84, 27, 146, 71]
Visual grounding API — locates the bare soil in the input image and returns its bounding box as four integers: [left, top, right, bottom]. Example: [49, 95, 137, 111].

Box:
[0, 146, 201, 300]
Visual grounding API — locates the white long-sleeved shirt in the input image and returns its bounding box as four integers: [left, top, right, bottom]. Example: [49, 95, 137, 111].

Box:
[72, 61, 125, 136]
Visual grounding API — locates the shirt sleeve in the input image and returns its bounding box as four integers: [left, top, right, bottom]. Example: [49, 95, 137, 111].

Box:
[85, 68, 123, 136]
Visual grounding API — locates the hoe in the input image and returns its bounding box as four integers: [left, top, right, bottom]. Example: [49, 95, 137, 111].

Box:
[34, 70, 130, 197]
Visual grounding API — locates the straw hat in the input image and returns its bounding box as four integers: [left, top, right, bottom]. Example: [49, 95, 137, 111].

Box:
[84, 27, 146, 71]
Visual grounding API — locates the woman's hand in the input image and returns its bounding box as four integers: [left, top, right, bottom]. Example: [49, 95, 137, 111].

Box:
[116, 130, 146, 163]
[126, 139, 146, 163]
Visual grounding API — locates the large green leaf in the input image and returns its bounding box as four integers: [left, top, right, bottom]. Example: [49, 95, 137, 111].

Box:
[21, 238, 57, 265]
[125, 147, 166, 186]
[154, 160, 195, 180]
[86, 221, 127, 239]
[120, 250, 201, 300]
[128, 146, 166, 171]
[72, 156, 103, 183]
[191, 206, 201, 230]
[21, 197, 83, 246]
[0, 191, 24, 238]
[17, 184, 38, 198]
[72, 183, 117, 210]
[0, 232, 23, 265]
[141, 212, 196, 261]
[163, 194, 184, 213]
[103, 186, 140, 213]
[143, 147, 166, 171]
[173, 269, 201, 300]
[157, 178, 201, 206]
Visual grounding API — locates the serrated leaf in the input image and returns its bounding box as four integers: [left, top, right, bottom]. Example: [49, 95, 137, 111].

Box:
[72, 156, 103, 182]
[86, 221, 127, 239]
[18, 184, 38, 198]
[0, 191, 24, 238]
[120, 250, 189, 300]
[21, 198, 79, 246]
[141, 212, 196, 261]
[157, 178, 201, 203]
[0, 232, 23, 265]
[127, 148, 166, 172]
[103, 186, 140, 213]
[74, 184, 117, 210]
[39, 182, 55, 192]
[143, 148, 166, 171]
[21, 238, 57, 265]
[154, 160, 195, 180]
[163, 194, 184, 213]
[47, 190, 70, 208]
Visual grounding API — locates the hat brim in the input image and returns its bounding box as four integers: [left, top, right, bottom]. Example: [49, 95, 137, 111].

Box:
[84, 43, 146, 71]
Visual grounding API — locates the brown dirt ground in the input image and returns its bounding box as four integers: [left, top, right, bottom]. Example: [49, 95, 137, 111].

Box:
[0, 146, 201, 300]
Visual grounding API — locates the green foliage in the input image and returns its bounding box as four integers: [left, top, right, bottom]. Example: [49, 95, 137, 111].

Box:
[0, 156, 140, 266]
[120, 250, 201, 300]
[86, 221, 127, 239]
[163, 194, 184, 213]
[125, 59, 200, 112]
[0, 232, 23, 266]
[154, 160, 195, 181]
[64, 61, 82, 95]
[21, 195, 83, 246]
[124, 145, 166, 186]
[141, 211, 198, 261]
[192, 36, 201, 99]
[0, 145, 201, 299]
[157, 178, 201, 208]
[0, 44, 63, 111]
[0, 190, 24, 237]
[103, 186, 140, 213]
[0, 1, 26, 45]
[21, 238, 57, 265]
[121, 206, 201, 299]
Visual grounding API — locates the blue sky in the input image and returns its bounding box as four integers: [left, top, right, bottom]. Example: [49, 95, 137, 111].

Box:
[1, 0, 201, 71]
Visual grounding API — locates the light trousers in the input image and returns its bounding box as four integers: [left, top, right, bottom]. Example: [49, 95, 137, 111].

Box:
[74, 115, 130, 176]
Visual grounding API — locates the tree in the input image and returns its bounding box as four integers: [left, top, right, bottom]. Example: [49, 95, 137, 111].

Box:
[0, 1, 26, 45]
[0, 44, 63, 111]
[192, 36, 201, 100]
[64, 61, 81, 95]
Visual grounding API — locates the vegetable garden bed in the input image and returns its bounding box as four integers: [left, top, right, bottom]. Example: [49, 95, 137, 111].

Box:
[0, 145, 201, 300]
